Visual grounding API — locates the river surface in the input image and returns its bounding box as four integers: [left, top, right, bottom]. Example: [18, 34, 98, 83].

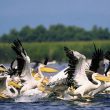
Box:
[1, 63, 110, 110]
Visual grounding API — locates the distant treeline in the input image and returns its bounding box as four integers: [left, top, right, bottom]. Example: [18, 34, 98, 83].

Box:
[0, 24, 110, 42]
[0, 41, 110, 63]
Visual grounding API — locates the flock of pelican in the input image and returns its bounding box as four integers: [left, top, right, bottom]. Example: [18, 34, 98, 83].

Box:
[0, 39, 110, 101]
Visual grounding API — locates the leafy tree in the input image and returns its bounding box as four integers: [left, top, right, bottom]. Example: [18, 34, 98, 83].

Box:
[19, 26, 33, 41]
[0, 24, 110, 42]
[32, 25, 47, 41]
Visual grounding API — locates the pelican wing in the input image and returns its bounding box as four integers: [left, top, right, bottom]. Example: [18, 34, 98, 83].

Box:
[11, 39, 27, 76]
[44, 57, 48, 65]
[89, 43, 104, 74]
[47, 67, 68, 93]
[8, 60, 17, 76]
[64, 47, 91, 87]
[12, 39, 27, 56]
[11, 39, 32, 82]
[64, 47, 78, 87]
[49, 67, 68, 83]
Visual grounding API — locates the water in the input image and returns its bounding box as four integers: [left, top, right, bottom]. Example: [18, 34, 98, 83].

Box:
[1, 63, 110, 110]
[1, 96, 110, 110]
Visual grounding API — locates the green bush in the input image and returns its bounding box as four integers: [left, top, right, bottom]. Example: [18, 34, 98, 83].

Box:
[0, 40, 110, 63]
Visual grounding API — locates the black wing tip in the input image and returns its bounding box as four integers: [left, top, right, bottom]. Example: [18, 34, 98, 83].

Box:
[64, 46, 68, 50]
[90, 44, 104, 72]
[13, 39, 22, 47]
[92, 43, 104, 59]
[64, 46, 70, 52]
[93, 42, 97, 51]
[44, 57, 48, 65]
[64, 47, 78, 87]
[12, 38, 27, 56]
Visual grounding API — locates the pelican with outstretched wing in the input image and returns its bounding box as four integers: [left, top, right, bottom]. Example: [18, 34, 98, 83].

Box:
[89, 43, 105, 75]
[64, 47, 109, 98]
[45, 47, 75, 98]
[9, 39, 40, 94]
[10, 39, 58, 96]
[89, 50, 110, 96]
[45, 46, 108, 99]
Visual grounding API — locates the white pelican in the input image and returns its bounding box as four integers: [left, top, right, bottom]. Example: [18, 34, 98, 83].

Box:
[11, 39, 44, 94]
[10, 39, 58, 96]
[89, 51, 110, 96]
[0, 75, 19, 98]
[20, 56, 58, 95]
[45, 47, 107, 99]
[63, 47, 109, 98]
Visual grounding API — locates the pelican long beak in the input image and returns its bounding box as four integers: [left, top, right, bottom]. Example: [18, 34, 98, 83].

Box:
[95, 74, 110, 82]
[8, 81, 22, 89]
[40, 66, 59, 73]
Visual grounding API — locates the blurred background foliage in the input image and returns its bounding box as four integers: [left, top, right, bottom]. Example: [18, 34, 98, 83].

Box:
[0, 24, 110, 42]
[0, 40, 110, 63]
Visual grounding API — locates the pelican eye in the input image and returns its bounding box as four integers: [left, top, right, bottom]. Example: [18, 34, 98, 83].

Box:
[10, 88, 15, 93]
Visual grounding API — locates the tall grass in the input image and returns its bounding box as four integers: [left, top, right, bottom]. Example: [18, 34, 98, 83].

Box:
[0, 40, 110, 63]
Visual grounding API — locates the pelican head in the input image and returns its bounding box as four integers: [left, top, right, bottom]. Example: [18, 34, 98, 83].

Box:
[64, 47, 86, 61]
[33, 59, 58, 73]
[72, 51, 86, 60]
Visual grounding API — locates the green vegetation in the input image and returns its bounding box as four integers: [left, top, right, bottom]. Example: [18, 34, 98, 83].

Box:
[0, 40, 110, 63]
[0, 24, 110, 63]
[0, 24, 110, 42]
